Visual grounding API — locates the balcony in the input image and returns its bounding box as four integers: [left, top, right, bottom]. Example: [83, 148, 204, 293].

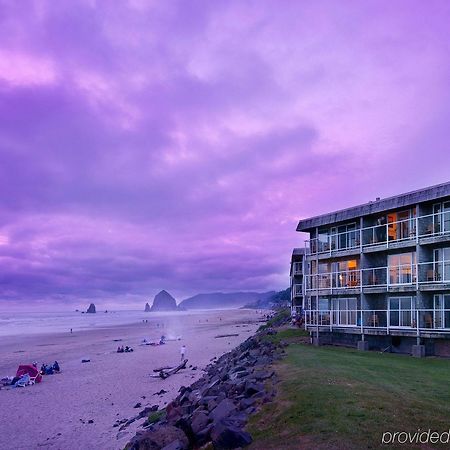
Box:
[293, 284, 303, 297]
[304, 308, 450, 334]
[307, 269, 361, 290]
[305, 261, 450, 292]
[292, 262, 303, 275]
[417, 260, 450, 289]
[305, 211, 450, 256]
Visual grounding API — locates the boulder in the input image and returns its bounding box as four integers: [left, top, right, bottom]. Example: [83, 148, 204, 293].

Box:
[166, 405, 183, 423]
[194, 424, 214, 447]
[254, 370, 274, 381]
[161, 440, 186, 450]
[211, 421, 252, 449]
[207, 399, 218, 412]
[125, 425, 188, 450]
[244, 382, 264, 397]
[239, 397, 256, 410]
[229, 370, 249, 380]
[210, 399, 236, 423]
[145, 303, 151, 312]
[137, 406, 159, 420]
[191, 411, 209, 435]
[150, 290, 178, 312]
[86, 303, 96, 314]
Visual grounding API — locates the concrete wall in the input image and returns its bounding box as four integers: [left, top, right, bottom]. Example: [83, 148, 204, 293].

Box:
[314, 332, 443, 356]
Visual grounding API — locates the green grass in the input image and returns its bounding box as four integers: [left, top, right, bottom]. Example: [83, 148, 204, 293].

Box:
[247, 343, 450, 449]
[147, 409, 166, 425]
[268, 328, 310, 340]
[258, 308, 291, 331]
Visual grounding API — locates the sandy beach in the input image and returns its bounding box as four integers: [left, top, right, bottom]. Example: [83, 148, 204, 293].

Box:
[0, 309, 266, 450]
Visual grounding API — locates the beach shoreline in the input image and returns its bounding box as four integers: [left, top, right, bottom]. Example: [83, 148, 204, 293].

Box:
[0, 309, 267, 450]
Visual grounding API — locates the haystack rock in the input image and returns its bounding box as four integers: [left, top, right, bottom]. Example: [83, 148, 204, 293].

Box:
[86, 303, 96, 314]
[150, 290, 178, 311]
[144, 302, 151, 312]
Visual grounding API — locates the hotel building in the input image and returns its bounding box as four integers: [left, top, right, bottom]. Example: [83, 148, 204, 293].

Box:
[293, 181, 450, 357]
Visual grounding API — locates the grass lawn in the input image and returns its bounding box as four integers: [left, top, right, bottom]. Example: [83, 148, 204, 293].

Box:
[247, 330, 450, 449]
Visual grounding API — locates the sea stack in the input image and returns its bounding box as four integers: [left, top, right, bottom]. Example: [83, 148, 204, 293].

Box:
[144, 302, 151, 312]
[150, 290, 178, 311]
[86, 303, 96, 314]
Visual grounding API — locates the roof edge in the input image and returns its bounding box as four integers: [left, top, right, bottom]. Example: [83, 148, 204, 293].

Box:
[296, 180, 450, 231]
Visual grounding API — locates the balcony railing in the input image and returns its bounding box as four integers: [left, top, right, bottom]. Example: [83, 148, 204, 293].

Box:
[417, 260, 450, 283]
[293, 262, 303, 275]
[305, 211, 450, 255]
[293, 284, 303, 297]
[304, 308, 450, 332]
[305, 261, 450, 291]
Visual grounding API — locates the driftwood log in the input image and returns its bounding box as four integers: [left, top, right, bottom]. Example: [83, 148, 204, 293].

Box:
[159, 359, 188, 379]
[150, 359, 188, 379]
[152, 365, 173, 373]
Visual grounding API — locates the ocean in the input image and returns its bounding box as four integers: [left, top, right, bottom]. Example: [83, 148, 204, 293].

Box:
[0, 310, 191, 337]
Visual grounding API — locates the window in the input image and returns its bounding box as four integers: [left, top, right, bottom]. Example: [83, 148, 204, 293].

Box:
[432, 202, 450, 234]
[387, 208, 416, 241]
[328, 223, 358, 251]
[388, 253, 416, 284]
[332, 298, 358, 326]
[318, 297, 329, 310]
[332, 259, 359, 287]
[389, 297, 415, 327]
[433, 295, 450, 329]
[433, 248, 450, 281]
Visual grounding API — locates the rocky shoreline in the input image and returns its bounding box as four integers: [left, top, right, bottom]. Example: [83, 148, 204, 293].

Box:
[125, 327, 285, 450]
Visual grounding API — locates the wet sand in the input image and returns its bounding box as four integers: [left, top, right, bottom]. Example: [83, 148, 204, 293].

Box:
[0, 309, 266, 450]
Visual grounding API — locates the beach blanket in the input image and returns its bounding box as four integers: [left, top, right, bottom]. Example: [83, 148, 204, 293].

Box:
[16, 364, 42, 384]
[14, 374, 30, 387]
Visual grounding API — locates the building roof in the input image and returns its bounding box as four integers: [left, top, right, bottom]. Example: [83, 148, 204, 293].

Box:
[292, 248, 305, 255]
[296, 181, 450, 232]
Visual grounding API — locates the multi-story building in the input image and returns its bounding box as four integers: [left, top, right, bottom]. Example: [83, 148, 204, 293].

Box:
[290, 248, 305, 316]
[294, 181, 450, 357]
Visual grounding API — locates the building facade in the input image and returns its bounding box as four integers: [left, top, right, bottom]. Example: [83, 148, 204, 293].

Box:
[290, 248, 305, 316]
[294, 181, 450, 356]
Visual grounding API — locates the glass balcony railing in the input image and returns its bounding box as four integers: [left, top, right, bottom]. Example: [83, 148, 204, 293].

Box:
[293, 284, 303, 297]
[305, 262, 450, 291]
[292, 262, 303, 275]
[417, 261, 450, 283]
[304, 308, 450, 331]
[305, 212, 450, 255]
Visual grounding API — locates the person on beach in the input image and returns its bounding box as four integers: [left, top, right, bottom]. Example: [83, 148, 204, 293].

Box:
[180, 345, 186, 361]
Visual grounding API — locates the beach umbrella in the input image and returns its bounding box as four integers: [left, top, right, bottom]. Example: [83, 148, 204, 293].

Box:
[16, 364, 42, 383]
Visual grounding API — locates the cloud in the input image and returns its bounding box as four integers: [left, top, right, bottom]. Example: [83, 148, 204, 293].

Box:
[0, 0, 449, 308]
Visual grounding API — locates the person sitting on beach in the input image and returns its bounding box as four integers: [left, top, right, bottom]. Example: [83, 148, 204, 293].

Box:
[125, 346, 133, 352]
[53, 361, 60, 373]
[40, 364, 47, 375]
[159, 335, 166, 345]
[45, 365, 54, 375]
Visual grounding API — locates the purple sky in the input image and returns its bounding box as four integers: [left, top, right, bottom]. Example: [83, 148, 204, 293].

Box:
[0, 1, 449, 310]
